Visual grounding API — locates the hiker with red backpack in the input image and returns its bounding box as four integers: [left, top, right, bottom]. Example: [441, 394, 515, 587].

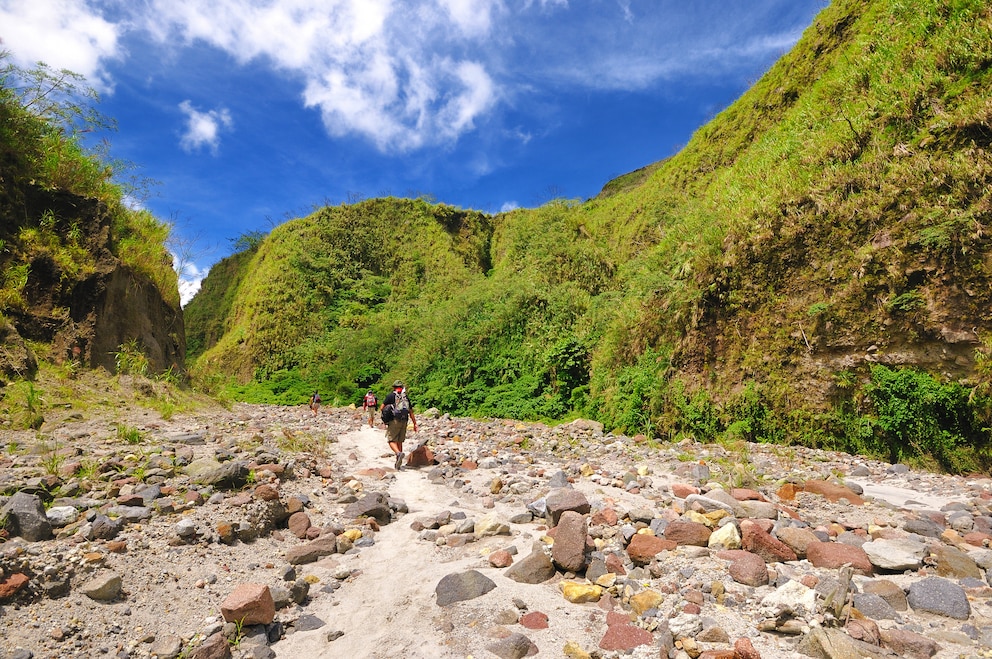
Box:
[380, 380, 417, 470]
[362, 389, 378, 428]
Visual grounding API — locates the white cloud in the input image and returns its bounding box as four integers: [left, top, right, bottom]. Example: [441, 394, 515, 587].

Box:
[500, 201, 519, 212]
[178, 100, 233, 155]
[0, 0, 122, 90]
[173, 256, 207, 307]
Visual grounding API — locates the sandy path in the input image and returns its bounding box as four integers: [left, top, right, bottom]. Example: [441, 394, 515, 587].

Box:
[273, 426, 480, 658]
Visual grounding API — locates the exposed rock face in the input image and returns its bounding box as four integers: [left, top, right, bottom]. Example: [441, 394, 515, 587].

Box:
[1, 185, 185, 376]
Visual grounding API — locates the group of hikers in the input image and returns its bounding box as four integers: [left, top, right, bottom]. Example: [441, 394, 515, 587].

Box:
[308, 380, 418, 471]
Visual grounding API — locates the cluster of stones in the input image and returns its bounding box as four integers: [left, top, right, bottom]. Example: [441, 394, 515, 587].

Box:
[0, 408, 396, 659]
[422, 457, 992, 659]
[3, 404, 992, 659]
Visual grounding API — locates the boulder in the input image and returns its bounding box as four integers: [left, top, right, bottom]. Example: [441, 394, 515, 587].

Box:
[2, 492, 53, 541]
[221, 583, 276, 625]
[435, 570, 497, 606]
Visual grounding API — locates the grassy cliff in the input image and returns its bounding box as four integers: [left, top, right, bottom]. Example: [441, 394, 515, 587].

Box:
[188, 0, 992, 471]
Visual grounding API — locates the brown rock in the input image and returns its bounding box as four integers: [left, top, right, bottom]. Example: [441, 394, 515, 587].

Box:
[664, 519, 711, 546]
[726, 551, 769, 587]
[670, 483, 699, 498]
[552, 511, 589, 572]
[285, 535, 338, 565]
[777, 482, 801, 501]
[879, 628, 939, 659]
[407, 444, 435, 467]
[775, 526, 819, 559]
[806, 541, 873, 575]
[604, 553, 626, 575]
[285, 496, 305, 514]
[734, 637, 761, 659]
[802, 480, 864, 505]
[697, 651, 735, 659]
[845, 618, 881, 645]
[220, 583, 275, 625]
[545, 489, 591, 525]
[740, 519, 797, 563]
[626, 533, 676, 565]
[862, 579, 908, 611]
[287, 511, 311, 539]
[253, 484, 280, 501]
[0, 573, 29, 600]
[189, 631, 232, 659]
[488, 550, 514, 568]
[932, 544, 982, 579]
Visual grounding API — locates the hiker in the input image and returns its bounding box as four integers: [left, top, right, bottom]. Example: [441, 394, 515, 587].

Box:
[362, 389, 378, 428]
[308, 390, 321, 416]
[381, 380, 417, 470]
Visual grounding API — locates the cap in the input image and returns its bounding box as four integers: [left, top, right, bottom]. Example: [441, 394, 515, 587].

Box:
[392, 380, 404, 388]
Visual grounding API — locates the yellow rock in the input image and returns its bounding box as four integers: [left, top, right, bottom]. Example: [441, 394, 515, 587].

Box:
[636, 465, 649, 476]
[343, 528, 363, 541]
[629, 589, 664, 616]
[685, 510, 711, 526]
[580, 464, 594, 477]
[563, 640, 592, 659]
[702, 509, 728, 526]
[635, 527, 656, 536]
[560, 581, 603, 603]
[595, 573, 617, 588]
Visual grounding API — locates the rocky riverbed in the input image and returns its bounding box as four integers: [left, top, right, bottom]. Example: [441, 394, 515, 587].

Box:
[2, 389, 992, 659]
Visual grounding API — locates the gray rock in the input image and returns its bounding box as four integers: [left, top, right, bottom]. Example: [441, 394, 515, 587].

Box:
[89, 514, 123, 540]
[343, 492, 391, 525]
[2, 492, 53, 541]
[862, 538, 926, 571]
[504, 544, 556, 584]
[167, 432, 207, 445]
[435, 570, 497, 606]
[485, 632, 537, 659]
[197, 461, 250, 489]
[45, 505, 80, 528]
[81, 572, 122, 601]
[852, 592, 900, 620]
[109, 505, 153, 521]
[796, 627, 866, 659]
[907, 577, 971, 620]
[149, 633, 183, 659]
[293, 614, 325, 631]
[903, 517, 943, 538]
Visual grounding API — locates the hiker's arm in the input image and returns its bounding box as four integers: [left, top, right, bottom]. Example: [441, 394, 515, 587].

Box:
[410, 410, 418, 431]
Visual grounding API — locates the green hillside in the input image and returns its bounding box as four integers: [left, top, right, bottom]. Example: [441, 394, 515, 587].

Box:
[188, 0, 992, 472]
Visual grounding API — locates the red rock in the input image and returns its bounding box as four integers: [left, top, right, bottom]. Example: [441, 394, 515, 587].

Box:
[318, 466, 334, 478]
[963, 532, 991, 547]
[254, 463, 285, 476]
[664, 519, 712, 546]
[734, 637, 762, 659]
[605, 553, 627, 575]
[599, 620, 653, 651]
[185, 490, 205, 505]
[461, 460, 478, 470]
[731, 488, 766, 502]
[670, 483, 700, 498]
[683, 602, 701, 614]
[288, 512, 311, 539]
[626, 534, 677, 565]
[357, 467, 387, 479]
[106, 541, 127, 553]
[0, 573, 29, 600]
[740, 520, 797, 563]
[698, 651, 735, 659]
[806, 541, 873, 575]
[591, 507, 618, 526]
[220, 584, 275, 625]
[519, 611, 549, 629]
[406, 445, 435, 467]
[253, 484, 280, 501]
[802, 480, 864, 505]
[488, 550, 514, 568]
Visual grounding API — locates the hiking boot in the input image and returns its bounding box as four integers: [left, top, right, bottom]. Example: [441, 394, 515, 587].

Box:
[395, 451, 404, 470]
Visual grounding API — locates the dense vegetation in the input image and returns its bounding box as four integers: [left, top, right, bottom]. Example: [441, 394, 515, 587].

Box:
[0, 56, 179, 311]
[168, 0, 992, 473]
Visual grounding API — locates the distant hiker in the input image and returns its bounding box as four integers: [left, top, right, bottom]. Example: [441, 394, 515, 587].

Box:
[362, 389, 378, 428]
[309, 390, 321, 416]
[380, 380, 417, 470]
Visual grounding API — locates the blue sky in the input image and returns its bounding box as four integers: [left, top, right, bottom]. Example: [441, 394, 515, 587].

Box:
[1, 0, 828, 304]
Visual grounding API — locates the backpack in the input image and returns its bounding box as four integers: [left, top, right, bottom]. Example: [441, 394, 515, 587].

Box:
[363, 392, 377, 408]
[380, 403, 394, 423]
[392, 390, 410, 421]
